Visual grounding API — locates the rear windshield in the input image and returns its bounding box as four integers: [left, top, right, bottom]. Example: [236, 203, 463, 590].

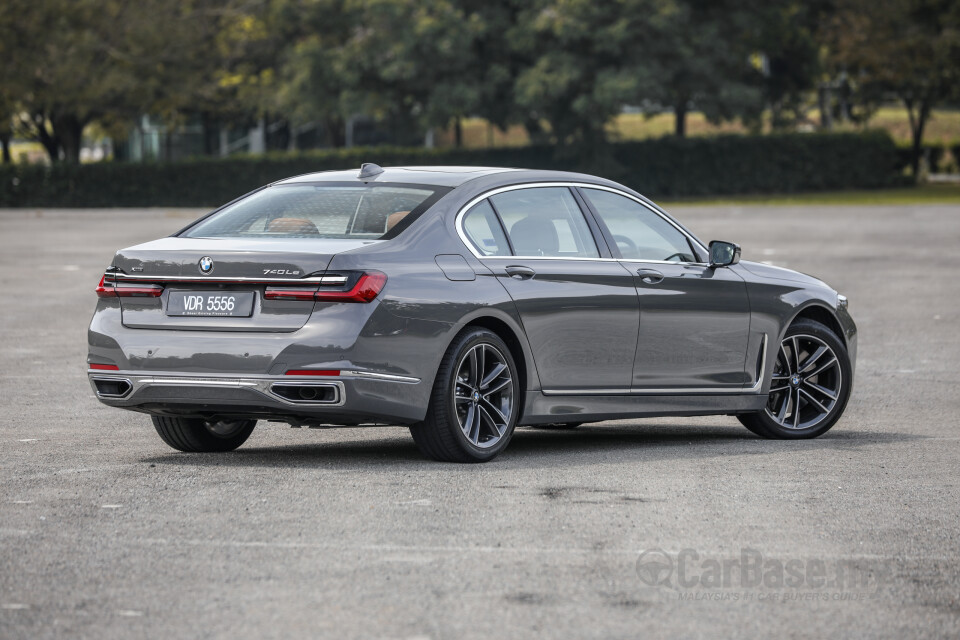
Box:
[181, 183, 447, 239]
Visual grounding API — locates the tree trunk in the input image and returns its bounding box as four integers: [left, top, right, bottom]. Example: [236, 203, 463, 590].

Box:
[0, 132, 11, 164]
[53, 114, 85, 164]
[904, 97, 930, 180]
[34, 112, 61, 163]
[324, 114, 346, 148]
[454, 118, 463, 148]
[674, 102, 687, 137]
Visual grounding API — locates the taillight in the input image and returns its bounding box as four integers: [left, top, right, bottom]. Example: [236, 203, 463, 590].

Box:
[115, 283, 163, 297]
[263, 287, 318, 301]
[96, 274, 162, 298]
[95, 274, 115, 298]
[265, 272, 387, 303]
[89, 363, 120, 371]
[315, 272, 387, 303]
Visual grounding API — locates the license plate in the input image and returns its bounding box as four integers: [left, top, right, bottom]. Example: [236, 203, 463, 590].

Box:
[166, 291, 255, 317]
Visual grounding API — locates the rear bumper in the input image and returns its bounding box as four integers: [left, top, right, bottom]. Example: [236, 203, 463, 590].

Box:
[88, 370, 425, 425]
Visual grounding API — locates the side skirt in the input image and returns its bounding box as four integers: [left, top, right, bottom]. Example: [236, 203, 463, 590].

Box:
[519, 392, 768, 426]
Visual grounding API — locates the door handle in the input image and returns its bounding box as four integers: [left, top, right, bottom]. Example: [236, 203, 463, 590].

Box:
[505, 265, 536, 280]
[636, 268, 664, 284]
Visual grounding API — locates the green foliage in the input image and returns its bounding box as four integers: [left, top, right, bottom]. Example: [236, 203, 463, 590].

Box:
[0, 132, 899, 207]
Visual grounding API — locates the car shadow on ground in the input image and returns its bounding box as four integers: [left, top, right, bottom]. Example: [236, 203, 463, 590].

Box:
[138, 423, 923, 470]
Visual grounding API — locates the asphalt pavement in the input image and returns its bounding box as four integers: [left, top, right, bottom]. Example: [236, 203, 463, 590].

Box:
[1, 203, 958, 639]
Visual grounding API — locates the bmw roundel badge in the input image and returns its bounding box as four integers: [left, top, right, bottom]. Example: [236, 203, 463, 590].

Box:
[198, 256, 214, 274]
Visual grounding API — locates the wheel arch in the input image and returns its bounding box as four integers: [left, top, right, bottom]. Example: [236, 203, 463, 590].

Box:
[460, 315, 535, 403]
[787, 303, 847, 347]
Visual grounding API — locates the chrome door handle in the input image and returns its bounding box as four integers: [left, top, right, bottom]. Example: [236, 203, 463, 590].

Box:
[636, 268, 664, 284]
[505, 265, 536, 280]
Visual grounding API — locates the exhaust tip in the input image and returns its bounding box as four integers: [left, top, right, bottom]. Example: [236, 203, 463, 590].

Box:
[270, 383, 340, 404]
[93, 378, 132, 398]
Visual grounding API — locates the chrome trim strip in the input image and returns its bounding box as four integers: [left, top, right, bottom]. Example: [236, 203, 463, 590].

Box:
[107, 274, 346, 285]
[541, 334, 768, 396]
[541, 387, 748, 396]
[454, 181, 708, 260]
[339, 370, 421, 384]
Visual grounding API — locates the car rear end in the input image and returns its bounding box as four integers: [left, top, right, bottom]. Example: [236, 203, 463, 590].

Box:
[87, 179, 449, 426]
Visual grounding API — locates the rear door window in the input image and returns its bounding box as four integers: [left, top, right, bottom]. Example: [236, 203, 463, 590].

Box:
[462, 200, 512, 256]
[490, 187, 599, 258]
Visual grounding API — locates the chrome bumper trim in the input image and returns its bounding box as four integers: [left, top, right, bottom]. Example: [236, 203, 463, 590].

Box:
[88, 373, 345, 407]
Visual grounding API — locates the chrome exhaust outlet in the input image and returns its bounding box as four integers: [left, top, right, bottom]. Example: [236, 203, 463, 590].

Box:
[269, 382, 343, 405]
[92, 377, 133, 398]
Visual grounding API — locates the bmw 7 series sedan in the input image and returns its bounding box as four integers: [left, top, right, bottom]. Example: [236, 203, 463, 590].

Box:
[88, 164, 856, 462]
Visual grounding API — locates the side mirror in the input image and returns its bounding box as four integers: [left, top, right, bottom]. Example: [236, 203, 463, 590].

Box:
[709, 240, 741, 268]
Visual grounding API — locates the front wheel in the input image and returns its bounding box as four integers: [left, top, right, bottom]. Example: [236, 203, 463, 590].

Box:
[152, 416, 256, 452]
[410, 328, 519, 462]
[738, 319, 851, 439]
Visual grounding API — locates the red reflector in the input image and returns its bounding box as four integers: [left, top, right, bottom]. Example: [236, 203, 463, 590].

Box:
[285, 369, 340, 376]
[89, 363, 120, 371]
[264, 287, 319, 301]
[315, 272, 387, 303]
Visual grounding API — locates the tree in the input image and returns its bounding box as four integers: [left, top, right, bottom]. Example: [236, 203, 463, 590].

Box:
[827, 0, 960, 177]
[637, 0, 766, 137]
[0, 0, 263, 163]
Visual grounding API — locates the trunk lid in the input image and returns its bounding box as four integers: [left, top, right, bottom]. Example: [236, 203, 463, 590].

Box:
[111, 236, 378, 332]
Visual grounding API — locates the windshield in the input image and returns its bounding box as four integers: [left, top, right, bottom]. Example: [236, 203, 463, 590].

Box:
[181, 183, 447, 239]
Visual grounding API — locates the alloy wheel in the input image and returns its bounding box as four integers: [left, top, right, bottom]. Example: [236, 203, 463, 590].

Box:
[765, 334, 843, 430]
[453, 343, 514, 448]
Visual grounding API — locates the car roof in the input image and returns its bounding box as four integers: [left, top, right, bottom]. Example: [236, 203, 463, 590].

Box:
[275, 166, 522, 188]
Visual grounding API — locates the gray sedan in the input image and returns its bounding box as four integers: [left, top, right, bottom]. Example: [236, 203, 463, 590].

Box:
[88, 164, 856, 462]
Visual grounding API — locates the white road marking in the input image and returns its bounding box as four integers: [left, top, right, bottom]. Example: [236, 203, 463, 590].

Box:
[101, 505, 123, 509]
[1, 604, 29, 610]
[17, 439, 38, 443]
[116, 610, 144, 617]
[11, 500, 32, 505]
[395, 499, 432, 506]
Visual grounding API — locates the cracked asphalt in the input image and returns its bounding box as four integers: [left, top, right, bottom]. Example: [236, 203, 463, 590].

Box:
[1, 203, 958, 638]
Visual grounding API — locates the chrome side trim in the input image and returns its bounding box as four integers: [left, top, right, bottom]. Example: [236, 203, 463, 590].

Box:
[339, 370, 421, 384]
[542, 334, 768, 396]
[454, 181, 709, 260]
[542, 387, 748, 396]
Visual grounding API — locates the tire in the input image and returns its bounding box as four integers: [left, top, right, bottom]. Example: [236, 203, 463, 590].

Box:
[409, 328, 519, 462]
[530, 423, 582, 430]
[738, 319, 852, 439]
[152, 416, 256, 452]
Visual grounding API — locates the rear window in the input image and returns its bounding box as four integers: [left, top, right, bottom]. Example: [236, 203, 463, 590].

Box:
[182, 183, 447, 239]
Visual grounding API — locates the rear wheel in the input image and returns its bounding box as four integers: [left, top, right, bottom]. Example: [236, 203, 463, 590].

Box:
[738, 319, 851, 439]
[410, 328, 519, 462]
[152, 416, 256, 452]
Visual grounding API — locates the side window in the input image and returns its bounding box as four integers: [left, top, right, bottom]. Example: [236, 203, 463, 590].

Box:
[490, 187, 599, 258]
[582, 188, 698, 262]
[462, 200, 511, 256]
